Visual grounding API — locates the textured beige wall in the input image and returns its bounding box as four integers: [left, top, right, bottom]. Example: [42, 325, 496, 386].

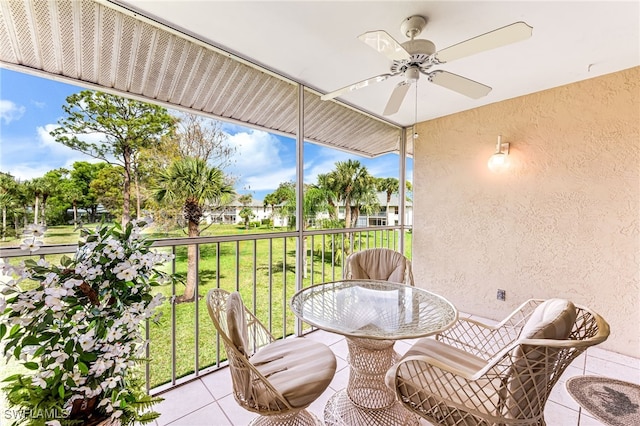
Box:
[413, 66, 640, 357]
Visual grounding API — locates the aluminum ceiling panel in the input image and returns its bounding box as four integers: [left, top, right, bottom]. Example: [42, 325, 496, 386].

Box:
[0, 0, 403, 157]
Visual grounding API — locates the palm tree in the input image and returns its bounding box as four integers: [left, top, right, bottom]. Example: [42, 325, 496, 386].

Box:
[327, 160, 376, 228]
[316, 173, 338, 221]
[376, 177, 399, 225]
[154, 157, 235, 302]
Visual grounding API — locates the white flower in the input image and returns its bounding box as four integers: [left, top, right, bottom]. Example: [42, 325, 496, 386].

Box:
[19, 237, 43, 252]
[44, 287, 67, 298]
[106, 327, 124, 342]
[89, 358, 113, 376]
[62, 278, 83, 289]
[46, 421, 61, 426]
[101, 376, 121, 390]
[24, 224, 47, 237]
[44, 295, 64, 311]
[0, 295, 5, 313]
[116, 267, 138, 281]
[43, 272, 60, 286]
[78, 330, 96, 351]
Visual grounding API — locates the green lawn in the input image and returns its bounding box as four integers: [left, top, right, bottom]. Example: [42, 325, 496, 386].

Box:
[1, 223, 412, 390]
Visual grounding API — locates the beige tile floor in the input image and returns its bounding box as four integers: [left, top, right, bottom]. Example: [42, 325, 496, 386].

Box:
[149, 325, 640, 426]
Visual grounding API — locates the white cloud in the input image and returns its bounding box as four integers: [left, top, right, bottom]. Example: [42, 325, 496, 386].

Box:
[243, 167, 296, 191]
[37, 123, 111, 158]
[0, 99, 26, 124]
[226, 129, 291, 191]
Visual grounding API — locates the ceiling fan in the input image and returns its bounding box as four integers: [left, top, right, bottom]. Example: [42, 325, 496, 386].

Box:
[321, 16, 533, 116]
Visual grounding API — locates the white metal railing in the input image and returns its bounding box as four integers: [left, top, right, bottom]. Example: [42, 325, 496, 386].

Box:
[0, 225, 410, 395]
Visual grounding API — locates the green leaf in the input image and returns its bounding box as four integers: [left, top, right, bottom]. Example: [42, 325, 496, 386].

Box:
[78, 362, 88, 374]
[2, 374, 23, 382]
[8, 324, 20, 337]
[0, 323, 6, 340]
[58, 384, 65, 399]
[22, 335, 40, 346]
[79, 352, 97, 362]
[23, 362, 39, 370]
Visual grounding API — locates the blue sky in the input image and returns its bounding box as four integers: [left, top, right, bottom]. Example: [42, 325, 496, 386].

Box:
[0, 68, 411, 201]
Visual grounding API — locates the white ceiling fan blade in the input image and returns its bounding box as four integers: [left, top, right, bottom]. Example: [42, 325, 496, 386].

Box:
[358, 30, 411, 61]
[383, 81, 412, 116]
[320, 74, 392, 101]
[435, 21, 533, 63]
[428, 71, 492, 99]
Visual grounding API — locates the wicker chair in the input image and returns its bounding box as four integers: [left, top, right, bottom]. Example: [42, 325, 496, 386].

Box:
[206, 289, 337, 426]
[386, 298, 610, 426]
[344, 247, 414, 286]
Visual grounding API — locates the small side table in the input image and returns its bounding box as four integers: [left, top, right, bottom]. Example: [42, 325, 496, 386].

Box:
[566, 375, 640, 426]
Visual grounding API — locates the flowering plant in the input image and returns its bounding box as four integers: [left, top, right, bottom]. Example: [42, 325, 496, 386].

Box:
[0, 220, 173, 426]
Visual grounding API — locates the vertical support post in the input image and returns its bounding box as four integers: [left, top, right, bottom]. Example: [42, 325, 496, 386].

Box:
[295, 83, 305, 337]
[399, 128, 407, 255]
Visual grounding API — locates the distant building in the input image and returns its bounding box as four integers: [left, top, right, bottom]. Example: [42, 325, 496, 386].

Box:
[203, 192, 412, 228]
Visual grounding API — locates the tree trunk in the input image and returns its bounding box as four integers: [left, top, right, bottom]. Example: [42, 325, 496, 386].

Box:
[41, 195, 48, 226]
[134, 167, 141, 220]
[179, 219, 200, 303]
[344, 195, 352, 254]
[73, 201, 78, 224]
[33, 196, 39, 225]
[2, 207, 6, 241]
[122, 147, 132, 226]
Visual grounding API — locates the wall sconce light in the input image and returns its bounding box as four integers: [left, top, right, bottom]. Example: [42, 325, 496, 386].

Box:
[487, 135, 510, 172]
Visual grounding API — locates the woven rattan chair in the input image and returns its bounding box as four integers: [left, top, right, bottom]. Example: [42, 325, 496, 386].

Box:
[386, 298, 610, 426]
[206, 289, 337, 426]
[344, 248, 414, 286]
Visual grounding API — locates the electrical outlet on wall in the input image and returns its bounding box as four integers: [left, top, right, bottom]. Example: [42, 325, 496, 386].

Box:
[497, 289, 506, 301]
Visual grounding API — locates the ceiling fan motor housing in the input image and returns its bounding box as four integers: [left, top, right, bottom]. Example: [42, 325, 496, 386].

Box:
[400, 15, 427, 39]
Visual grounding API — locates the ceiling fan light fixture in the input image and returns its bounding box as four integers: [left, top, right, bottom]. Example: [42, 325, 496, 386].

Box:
[405, 66, 420, 82]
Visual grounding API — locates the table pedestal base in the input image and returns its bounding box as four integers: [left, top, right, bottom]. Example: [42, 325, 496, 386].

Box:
[324, 390, 419, 426]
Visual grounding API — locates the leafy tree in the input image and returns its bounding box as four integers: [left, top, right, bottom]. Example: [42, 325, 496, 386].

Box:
[70, 161, 108, 222]
[153, 157, 235, 302]
[0, 172, 20, 240]
[90, 164, 125, 219]
[58, 179, 85, 225]
[50, 90, 174, 225]
[39, 169, 66, 226]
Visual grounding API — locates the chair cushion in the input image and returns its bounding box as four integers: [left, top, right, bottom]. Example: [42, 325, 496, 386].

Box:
[250, 338, 337, 409]
[507, 299, 577, 419]
[226, 292, 249, 356]
[347, 248, 411, 284]
[518, 298, 576, 340]
[387, 337, 500, 421]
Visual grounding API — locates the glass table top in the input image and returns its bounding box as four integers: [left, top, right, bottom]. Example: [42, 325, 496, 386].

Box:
[290, 279, 458, 340]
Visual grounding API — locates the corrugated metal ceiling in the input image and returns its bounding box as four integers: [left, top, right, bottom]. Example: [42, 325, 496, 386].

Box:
[0, 0, 405, 157]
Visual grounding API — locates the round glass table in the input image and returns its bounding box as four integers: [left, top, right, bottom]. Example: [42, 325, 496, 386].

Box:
[290, 279, 458, 426]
